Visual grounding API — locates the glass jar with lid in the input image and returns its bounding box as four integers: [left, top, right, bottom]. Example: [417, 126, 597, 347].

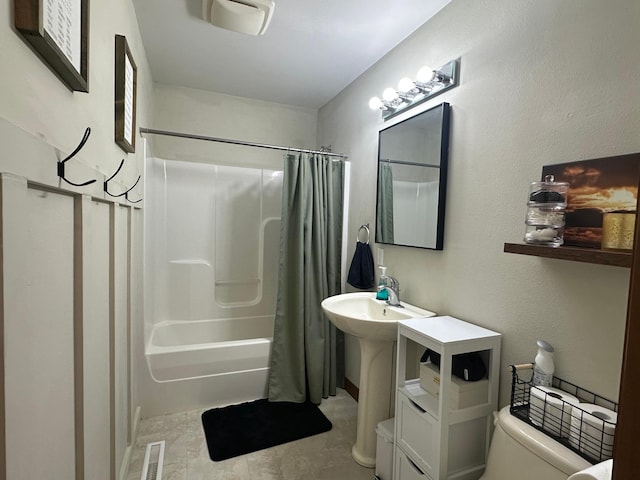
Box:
[524, 175, 569, 247]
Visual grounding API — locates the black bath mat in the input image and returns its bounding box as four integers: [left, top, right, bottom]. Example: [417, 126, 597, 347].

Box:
[201, 398, 332, 461]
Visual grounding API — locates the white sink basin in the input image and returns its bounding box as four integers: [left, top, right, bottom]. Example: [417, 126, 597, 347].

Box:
[321, 292, 435, 341]
[321, 292, 436, 467]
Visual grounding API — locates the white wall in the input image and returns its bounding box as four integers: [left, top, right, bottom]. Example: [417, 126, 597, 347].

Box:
[149, 84, 318, 170]
[0, 0, 153, 477]
[319, 0, 640, 405]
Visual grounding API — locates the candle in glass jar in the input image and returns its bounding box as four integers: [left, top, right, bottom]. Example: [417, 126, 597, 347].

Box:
[602, 211, 636, 250]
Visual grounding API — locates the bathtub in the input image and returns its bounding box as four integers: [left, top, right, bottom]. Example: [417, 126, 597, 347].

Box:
[146, 315, 274, 382]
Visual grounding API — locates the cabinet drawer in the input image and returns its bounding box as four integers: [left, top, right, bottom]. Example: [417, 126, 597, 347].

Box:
[395, 447, 431, 480]
[397, 393, 437, 476]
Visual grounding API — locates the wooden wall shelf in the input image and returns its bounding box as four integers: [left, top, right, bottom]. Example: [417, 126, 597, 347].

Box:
[503, 243, 632, 268]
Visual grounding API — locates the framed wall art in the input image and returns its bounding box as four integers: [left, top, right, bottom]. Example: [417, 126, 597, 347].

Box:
[542, 153, 640, 249]
[14, 0, 89, 92]
[114, 34, 137, 153]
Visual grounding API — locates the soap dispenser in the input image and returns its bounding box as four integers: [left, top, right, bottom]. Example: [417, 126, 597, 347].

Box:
[376, 266, 389, 300]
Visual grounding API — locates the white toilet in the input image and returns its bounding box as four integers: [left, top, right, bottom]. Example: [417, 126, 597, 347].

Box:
[479, 406, 592, 480]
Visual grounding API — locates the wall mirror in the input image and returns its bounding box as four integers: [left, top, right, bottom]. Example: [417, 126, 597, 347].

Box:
[375, 102, 451, 249]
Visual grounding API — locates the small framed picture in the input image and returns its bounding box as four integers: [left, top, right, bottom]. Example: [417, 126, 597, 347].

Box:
[542, 154, 640, 249]
[14, 0, 90, 92]
[114, 34, 137, 153]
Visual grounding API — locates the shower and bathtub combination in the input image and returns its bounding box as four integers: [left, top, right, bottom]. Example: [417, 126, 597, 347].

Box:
[141, 129, 350, 416]
[143, 151, 283, 415]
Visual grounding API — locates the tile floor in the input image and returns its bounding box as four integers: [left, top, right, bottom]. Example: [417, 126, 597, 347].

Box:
[126, 388, 376, 480]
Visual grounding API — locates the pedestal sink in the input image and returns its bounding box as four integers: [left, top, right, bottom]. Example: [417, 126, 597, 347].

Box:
[321, 292, 435, 467]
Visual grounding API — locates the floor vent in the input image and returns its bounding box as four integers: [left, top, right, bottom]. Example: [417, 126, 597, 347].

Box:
[140, 441, 165, 480]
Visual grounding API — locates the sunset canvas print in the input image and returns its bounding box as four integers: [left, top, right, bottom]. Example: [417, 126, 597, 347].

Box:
[542, 154, 640, 248]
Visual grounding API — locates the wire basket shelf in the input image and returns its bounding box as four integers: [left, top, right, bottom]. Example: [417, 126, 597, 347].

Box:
[509, 364, 618, 464]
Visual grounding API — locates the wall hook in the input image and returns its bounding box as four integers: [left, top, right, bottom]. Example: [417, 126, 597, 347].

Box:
[105, 158, 142, 202]
[57, 127, 97, 187]
[125, 176, 142, 203]
[104, 158, 127, 197]
[125, 178, 143, 203]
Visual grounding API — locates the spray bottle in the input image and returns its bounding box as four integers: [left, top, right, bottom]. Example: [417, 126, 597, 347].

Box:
[532, 339, 555, 387]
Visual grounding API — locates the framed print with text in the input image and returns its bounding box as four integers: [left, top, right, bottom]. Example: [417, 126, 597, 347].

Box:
[114, 34, 137, 153]
[14, 0, 89, 92]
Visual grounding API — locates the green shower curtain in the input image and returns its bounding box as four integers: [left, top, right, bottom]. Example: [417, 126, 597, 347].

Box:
[376, 163, 394, 243]
[267, 152, 345, 404]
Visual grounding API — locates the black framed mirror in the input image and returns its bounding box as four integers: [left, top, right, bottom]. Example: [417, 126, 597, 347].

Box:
[375, 102, 451, 249]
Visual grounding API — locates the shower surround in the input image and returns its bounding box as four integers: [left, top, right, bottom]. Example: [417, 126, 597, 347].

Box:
[142, 156, 282, 415]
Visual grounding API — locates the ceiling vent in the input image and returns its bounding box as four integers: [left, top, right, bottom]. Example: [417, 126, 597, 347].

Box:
[202, 0, 275, 36]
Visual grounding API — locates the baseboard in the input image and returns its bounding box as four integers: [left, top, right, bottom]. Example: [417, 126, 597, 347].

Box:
[131, 405, 142, 445]
[344, 377, 359, 402]
[120, 405, 142, 480]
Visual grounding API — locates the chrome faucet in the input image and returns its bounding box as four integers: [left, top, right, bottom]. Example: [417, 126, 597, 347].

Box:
[383, 276, 402, 307]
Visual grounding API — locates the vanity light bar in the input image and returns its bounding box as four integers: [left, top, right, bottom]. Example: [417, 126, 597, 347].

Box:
[369, 58, 460, 120]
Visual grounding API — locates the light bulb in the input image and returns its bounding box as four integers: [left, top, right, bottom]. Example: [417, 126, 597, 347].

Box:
[368, 96, 383, 110]
[398, 77, 415, 93]
[416, 65, 435, 83]
[382, 87, 398, 102]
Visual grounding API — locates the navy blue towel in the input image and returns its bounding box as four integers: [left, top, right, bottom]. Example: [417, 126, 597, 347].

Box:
[347, 241, 375, 289]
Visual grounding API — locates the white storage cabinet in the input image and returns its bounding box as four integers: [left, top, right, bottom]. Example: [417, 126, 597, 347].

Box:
[394, 316, 501, 480]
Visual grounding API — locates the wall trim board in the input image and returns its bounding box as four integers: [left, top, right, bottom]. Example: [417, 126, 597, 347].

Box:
[73, 195, 86, 480]
[118, 445, 133, 480]
[344, 377, 359, 402]
[118, 405, 141, 480]
[131, 405, 141, 447]
[0, 175, 7, 480]
[111, 205, 133, 479]
[126, 206, 133, 445]
[109, 203, 116, 480]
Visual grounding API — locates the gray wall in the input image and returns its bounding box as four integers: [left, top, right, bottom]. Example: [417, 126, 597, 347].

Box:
[149, 84, 318, 170]
[319, 0, 640, 406]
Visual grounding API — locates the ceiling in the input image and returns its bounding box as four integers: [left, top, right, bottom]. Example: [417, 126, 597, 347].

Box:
[131, 0, 451, 109]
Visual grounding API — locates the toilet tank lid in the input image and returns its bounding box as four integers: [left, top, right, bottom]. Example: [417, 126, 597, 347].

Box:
[496, 406, 591, 475]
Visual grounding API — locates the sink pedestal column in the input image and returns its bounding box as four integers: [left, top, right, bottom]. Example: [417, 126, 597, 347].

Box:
[351, 339, 395, 468]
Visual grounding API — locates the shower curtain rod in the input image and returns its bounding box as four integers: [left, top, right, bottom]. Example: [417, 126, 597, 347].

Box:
[139, 127, 348, 159]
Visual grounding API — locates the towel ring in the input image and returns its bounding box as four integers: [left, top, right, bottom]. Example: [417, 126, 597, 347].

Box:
[358, 224, 370, 244]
